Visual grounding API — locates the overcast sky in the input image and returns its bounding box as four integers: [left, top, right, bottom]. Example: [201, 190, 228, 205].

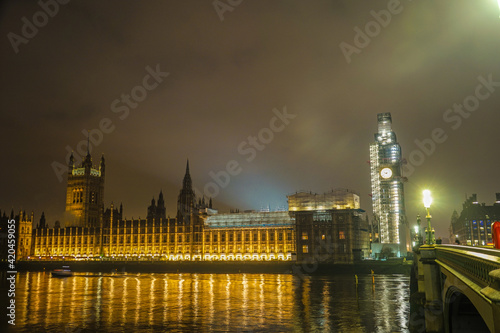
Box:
[1, 0, 500, 239]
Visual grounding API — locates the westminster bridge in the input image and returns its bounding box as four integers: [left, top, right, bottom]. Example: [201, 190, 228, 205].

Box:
[413, 244, 500, 332]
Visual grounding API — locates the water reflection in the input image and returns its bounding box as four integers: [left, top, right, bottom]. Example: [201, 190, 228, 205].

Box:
[14, 272, 409, 332]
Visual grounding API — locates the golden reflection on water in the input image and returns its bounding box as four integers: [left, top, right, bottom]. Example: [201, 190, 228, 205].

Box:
[14, 271, 410, 332]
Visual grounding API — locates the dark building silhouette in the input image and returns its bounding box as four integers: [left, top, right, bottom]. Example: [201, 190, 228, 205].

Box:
[104, 203, 123, 225]
[177, 160, 196, 223]
[451, 193, 500, 246]
[147, 192, 166, 222]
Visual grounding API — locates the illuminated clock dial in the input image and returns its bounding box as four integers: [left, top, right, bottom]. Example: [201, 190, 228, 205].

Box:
[380, 167, 393, 179]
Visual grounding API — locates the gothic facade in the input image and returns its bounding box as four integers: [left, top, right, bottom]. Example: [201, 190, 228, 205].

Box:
[18, 154, 370, 263]
[65, 151, 105, 228]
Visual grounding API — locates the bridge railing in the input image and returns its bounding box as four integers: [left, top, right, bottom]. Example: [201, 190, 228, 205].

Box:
[435, 244, 500, 291]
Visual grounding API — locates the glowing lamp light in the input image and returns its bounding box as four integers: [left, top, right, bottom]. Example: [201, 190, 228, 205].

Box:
[423, 190, 432, 208]
[414, 226, 419, 234]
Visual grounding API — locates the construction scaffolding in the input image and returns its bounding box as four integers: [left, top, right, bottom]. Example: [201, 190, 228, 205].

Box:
[287, 188, 360, 211]
[205, 211, 294, 229]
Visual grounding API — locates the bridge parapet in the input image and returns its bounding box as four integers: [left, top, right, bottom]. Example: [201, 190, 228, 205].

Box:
[480, 269, 500, 303]
[435, 245, 500, 291]
[416, 244, 500, 332]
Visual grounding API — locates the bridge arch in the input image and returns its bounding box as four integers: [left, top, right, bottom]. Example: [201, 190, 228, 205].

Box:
[444, 286, 489, 332]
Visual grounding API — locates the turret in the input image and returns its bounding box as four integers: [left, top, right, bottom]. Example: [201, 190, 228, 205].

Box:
[39, 212, 46, 229]
[68, 152, 74, 174]
[100, 154, 105, 178]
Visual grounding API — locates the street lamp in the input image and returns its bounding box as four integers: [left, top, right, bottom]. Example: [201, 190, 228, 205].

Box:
[423, 190, 434, 245]
[415, 214, 422, 247]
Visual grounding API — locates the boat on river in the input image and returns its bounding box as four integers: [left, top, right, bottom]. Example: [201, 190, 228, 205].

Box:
[51, 266, 73, 277]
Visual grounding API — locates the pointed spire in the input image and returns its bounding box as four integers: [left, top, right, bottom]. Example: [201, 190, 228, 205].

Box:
[182, 159, 193, 191]
[86, 131, 91, 157]
[39, 212, 46, 228]
[177, 159, 195, 223]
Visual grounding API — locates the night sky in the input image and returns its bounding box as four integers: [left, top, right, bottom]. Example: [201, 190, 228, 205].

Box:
[1, 0, 500, 239]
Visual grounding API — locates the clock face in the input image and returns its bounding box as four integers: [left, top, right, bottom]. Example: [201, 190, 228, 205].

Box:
[380, 167, 392, 179]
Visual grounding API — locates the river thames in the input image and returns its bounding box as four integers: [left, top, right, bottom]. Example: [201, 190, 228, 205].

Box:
[11, 271, 410, 332]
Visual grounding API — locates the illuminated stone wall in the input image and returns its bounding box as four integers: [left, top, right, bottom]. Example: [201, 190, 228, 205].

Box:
[17, 211, 33, 260]
[32, 212, 296, 261]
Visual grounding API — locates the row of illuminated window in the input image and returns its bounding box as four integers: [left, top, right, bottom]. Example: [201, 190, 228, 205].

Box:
[301, 244, 348, 254]
[301, 231, 345, 240]
[72, 188, 84, 203]
[71, 189, 99, 204]
[35, 231, 293, 246]
[35, 246, 294, 259]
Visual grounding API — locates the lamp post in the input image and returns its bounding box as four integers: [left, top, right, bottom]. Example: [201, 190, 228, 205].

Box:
[416, 214, 422, 246]
[423, 190, 434, 245]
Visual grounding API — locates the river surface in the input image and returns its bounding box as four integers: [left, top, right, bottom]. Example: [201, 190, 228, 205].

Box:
[9, 271, 410, 332]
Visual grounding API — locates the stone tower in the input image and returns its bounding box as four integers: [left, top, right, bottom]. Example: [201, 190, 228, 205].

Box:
[65, 150, 105, 227]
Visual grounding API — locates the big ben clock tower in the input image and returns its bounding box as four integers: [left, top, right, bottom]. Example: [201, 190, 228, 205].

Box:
[369, 113, 409, 256]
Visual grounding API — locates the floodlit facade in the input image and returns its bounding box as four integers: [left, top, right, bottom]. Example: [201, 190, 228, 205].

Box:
[31, 211, 296, 261]
[369, 113, 408, 255]
[65, 152, 105, 228]
[30, 159, 296, 261]
[203, 211, 296, 261]
[21, 156, 368, 263]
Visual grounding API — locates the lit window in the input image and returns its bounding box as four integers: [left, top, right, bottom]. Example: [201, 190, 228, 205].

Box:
[302, 245, 308, 254]
[339, 231, 345, 240]
[321, 234, 326, 240]
[302, 232, 308, 240]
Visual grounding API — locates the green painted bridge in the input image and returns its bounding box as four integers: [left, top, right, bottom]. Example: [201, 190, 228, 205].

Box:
[413, 244, 500, 332]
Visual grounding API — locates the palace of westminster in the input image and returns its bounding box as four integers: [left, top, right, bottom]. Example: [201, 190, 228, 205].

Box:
[8, 151, 371, 264]
[6, 114, 497, 263]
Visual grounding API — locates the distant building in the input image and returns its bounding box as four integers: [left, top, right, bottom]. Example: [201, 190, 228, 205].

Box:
[0, 210, 16, 262]
[369, 113, 409, 256]
[451, 193, 500, 246]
